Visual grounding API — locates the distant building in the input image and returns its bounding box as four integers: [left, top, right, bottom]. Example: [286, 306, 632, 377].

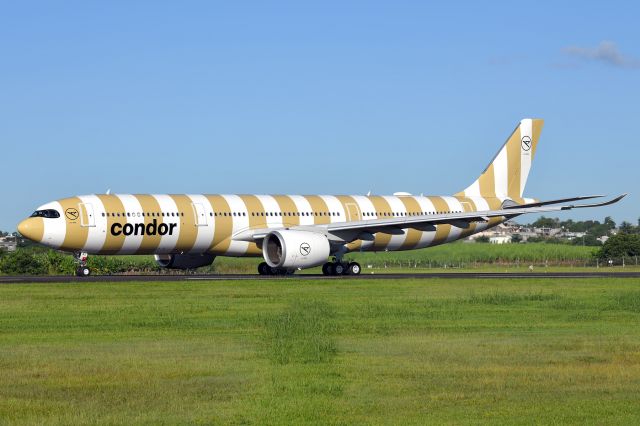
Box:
[0, 235, 17, 252]
[489, 235, 512, 244]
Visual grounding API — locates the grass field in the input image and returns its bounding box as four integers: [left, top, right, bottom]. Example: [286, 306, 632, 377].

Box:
[2, 278, 640, 424]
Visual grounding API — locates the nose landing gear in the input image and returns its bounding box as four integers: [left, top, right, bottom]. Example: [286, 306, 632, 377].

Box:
[74, 252, 91, 277]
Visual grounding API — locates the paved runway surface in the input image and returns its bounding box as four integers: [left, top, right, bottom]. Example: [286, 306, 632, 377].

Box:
[1, 272, 639, 284]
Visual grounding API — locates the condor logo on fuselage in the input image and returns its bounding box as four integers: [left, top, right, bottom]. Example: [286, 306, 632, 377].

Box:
[111, 219, 177, 236]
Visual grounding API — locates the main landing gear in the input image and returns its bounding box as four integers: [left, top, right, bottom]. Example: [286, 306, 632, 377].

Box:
[257, 262, 290, 276]
[74, 252, 91, 277]
[322, 260, 361, 276]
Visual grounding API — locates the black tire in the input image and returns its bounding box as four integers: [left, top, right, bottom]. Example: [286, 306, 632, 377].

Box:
[76, 266, 91, 277]
[321, 262, 332, 275]
[258, 262, 269, 275]
[333, 263, 345, 275]
[348, 262, 361, 275]
[268, 266, 280, 275]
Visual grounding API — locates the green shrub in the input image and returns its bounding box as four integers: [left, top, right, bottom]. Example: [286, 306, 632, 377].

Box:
[45, 250, 76, 275]
[0, 250, 48, 275]
[596, 233, 640, 259]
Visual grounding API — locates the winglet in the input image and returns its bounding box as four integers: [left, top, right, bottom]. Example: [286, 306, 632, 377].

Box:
[562, 194, 627, 210]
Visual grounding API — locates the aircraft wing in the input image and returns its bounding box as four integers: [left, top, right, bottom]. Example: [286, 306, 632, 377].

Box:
[232, 194, 626, 242]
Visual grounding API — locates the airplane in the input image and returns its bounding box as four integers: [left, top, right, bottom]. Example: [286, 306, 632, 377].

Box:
[17, 119, 625, 277]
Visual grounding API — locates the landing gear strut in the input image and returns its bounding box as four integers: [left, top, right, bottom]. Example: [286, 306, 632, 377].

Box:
[322, 257, 361, 276]
[74, 252, 91, 277]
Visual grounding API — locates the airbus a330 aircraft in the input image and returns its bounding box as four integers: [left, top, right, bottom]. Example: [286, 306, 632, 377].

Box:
[18, 119, 625, 277]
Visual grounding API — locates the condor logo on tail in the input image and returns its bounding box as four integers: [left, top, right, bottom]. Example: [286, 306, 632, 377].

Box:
[111, 219, 177, 236]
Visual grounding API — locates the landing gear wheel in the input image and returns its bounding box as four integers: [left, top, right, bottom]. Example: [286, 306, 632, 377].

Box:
[333, 263, 345, 275]
[73, 251, 90, 277]
[268, 266, 281, 275]
[258, 262, 269, 275]
[322, 262, 332, 276]
[347, 262, 361, 275]
[76, 266, 91, 277]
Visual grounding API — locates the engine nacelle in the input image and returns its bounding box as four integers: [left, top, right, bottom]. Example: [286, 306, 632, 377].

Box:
[154, 253, 215, 270]
[263, 230, 330, 269]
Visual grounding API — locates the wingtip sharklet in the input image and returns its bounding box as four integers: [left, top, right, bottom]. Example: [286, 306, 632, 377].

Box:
[569, 193, 627, 210]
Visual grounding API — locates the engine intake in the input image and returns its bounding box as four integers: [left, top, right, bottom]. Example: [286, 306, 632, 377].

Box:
[263, 230, 330, 269]
[154, 253, 215, 270]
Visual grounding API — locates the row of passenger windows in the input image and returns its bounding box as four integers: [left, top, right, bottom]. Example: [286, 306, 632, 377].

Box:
[100, 210, 462, 218]
[245, 211, 339, 217]
[363, 211, 461, 216]
[102, 212, 183, 218]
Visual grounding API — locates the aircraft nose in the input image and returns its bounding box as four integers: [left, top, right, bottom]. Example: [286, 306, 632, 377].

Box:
[18, 218, 44, 242]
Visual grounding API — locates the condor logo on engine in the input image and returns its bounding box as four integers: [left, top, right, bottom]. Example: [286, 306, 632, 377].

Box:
[111, 219, 177, 236]
[299, 242, 311, 256]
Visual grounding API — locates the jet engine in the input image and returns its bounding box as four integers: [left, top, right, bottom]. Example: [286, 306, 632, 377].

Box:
[263, 230, 330, 269]
[154, 253, 215, 270]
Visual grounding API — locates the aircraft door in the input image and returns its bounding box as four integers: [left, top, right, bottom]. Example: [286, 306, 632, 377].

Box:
[345, 203, 361, 222]
[78, 203, 95, 227]
[192, 203, 208, 226]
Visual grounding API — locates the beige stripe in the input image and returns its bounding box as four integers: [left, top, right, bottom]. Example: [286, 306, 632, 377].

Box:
[239, 195, 268, 229]
[169, 195, 199, 253]
[398, 197, 423, 250]
[245, 242, 262, 256]
[21, 217, 44, 243]
[303, 195, 331, 225]
[478, 164, 496, 199]
[531, 119, 543, 159]
[134, 194, 164, 254]
[366, 196, 393, 250]
[506, 127, 522, 200]
[205, 195, 233, 254]
[454, 195, 479, 239]
[336, 194, 363, 251]
[57, 197, 90, 252]
[273, 195, 301, 227]
[427, 197, 453, 246]
[96, 195, 127, 254]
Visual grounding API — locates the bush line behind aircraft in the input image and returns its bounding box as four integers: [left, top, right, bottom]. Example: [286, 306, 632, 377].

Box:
[17, 119, 625, 276]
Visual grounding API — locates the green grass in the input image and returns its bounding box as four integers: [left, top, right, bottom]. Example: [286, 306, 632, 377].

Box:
[2, 278, 640, 424]
[118, 242, 602, 274]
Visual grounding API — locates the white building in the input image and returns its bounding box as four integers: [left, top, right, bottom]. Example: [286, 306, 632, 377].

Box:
[489, 235, 512, 244]
[0, 236, 17, 252]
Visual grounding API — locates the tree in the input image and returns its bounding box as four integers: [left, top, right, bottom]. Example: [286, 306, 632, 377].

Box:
[475, 236, 490, 243]
[571, 234, 602, 247]
[620, 221, 635, 234]
[604, 216, 616, 230]
[511, 234, 523, 243]
[0, 250, 48, 275]
[596, 233, 640, 260]
[531, 216, 559, 229]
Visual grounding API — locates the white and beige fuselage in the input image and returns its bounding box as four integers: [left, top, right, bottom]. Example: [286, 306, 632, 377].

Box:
[20, 193, 517, 256]
[17, 118, 624, 272]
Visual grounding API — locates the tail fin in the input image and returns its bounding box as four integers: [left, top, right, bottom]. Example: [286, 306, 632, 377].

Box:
[456, 118, 544, 201]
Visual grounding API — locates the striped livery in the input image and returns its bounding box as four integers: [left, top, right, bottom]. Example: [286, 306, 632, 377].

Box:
[17, 118, 623, 273]
[22, 192, 512, 256]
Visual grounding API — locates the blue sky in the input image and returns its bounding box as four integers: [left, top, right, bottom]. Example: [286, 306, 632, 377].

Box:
[1, 1, 638, 230]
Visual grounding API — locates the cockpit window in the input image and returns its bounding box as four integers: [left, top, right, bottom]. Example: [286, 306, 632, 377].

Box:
[30, 209, 60, 219]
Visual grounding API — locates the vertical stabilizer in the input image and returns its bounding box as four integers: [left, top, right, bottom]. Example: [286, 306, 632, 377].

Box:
[456, 118, 544, 201]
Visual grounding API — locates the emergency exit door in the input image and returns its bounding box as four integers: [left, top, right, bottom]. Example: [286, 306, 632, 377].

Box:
[192, 203, 208, 226]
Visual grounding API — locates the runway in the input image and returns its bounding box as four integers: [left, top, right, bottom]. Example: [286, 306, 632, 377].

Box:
[1, 271, 639, 284]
